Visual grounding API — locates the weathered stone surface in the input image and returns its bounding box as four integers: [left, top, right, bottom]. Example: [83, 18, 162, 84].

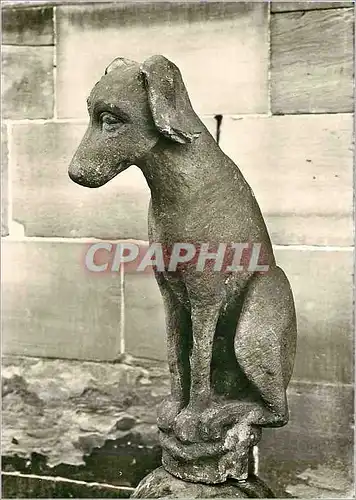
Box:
[2, 473, 133, 499]
[2, 355, 168, 483]
[259, 382, 354, 497]
[1, 6, 54, 45]
[124, 270, 166, 361]
[56, 2, 268, 118]
[286, 483, 352, 499]
[2, 356, 353, 496]
[10, 118, 215, 239]
[295, 465, 352, 493]
[160, 430, 258, 485]
[2, 46, 54, 119]
[271, 8, 354, 113]
[1, 125, 9, 236]
[275, 248, 353, 383]
[132, 467, 274, 498]
[3, 434, 162, 491]
[220, 114, 353, 246]
[2, 240, 124, 361]
[271, 2, 353, 12]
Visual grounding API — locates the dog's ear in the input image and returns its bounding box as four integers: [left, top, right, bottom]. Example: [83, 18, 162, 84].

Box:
[105, 57, 137, 75]
[140, 55, 201, 144]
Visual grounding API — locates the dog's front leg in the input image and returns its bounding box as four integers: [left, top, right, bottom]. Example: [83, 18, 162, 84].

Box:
[156, 276, 191, 432]
[173, 302, 221, 443]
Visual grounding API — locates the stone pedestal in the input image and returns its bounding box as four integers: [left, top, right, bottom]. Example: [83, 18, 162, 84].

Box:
[131, 467, 275, 498]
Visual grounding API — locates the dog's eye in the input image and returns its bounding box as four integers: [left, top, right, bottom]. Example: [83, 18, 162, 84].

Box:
[100, 113, 123, 132]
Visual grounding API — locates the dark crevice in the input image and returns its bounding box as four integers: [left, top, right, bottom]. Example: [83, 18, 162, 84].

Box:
[272, 5, 353, 15]
[2, 434, 162, 488]
[214, 114, 223, 144]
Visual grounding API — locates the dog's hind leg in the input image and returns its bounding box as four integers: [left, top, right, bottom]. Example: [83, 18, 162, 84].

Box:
[234, 265, 297, 426]
[199, 266, 297, 442]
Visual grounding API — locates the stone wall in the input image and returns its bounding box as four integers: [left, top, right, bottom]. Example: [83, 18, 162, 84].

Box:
[1, 1, 354, 498]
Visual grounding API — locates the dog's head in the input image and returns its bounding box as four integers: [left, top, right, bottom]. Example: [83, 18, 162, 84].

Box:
[68, 55, 200, 188]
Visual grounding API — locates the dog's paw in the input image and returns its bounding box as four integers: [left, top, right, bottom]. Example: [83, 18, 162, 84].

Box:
[199, 402, 257, 442]
[157, 397, 183, 432]
[173, 407, 200, 443]
[199, 407, 225, 442]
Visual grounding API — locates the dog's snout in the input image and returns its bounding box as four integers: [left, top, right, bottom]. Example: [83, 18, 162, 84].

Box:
[68, 159, 94, 187]
[68, 167, 78, 183]
[68, 165, 95, 187]
[68, 157, 113, 188]
[68, 161, 83, 184]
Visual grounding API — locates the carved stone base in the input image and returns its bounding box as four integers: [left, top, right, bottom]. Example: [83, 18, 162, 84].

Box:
[158, 415, 262, 484]
[131, 466, 275, 498]
[162, 448, 247, 485]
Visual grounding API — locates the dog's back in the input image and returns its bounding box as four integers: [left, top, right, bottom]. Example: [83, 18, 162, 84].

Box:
[146, 122, 275, 272]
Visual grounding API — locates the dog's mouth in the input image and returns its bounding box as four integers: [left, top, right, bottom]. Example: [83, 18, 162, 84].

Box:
[68, 161, 130, 188]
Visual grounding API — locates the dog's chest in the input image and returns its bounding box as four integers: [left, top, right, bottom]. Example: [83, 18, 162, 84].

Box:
[148, 204, 255, 245]
[148, 203, 193, 244]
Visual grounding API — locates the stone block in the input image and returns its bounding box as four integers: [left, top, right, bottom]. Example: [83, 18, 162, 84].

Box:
[124, 269, 166, 361]
[275, 248, 353, 383]
[10, 118, 215, 239]
[10, 121, 149, 239]
[56, 2, 269, 118]
[219, 114, 353, 245]
[1, 6, 53, 45]
[271, 8, 354, 113]
[2, 46, 54, 119]
[2, 240, 123, 361]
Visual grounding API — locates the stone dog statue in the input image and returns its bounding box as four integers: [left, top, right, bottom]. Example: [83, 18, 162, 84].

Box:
[69, 55, 297, 485]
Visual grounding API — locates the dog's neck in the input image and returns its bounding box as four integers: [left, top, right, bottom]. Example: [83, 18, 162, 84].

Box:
[138, 127, 229, 207]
